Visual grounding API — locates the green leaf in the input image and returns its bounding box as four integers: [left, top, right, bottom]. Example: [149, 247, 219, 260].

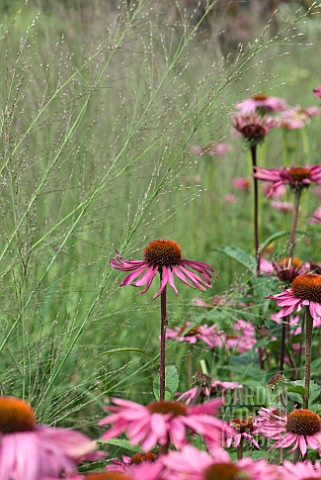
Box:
[218, 246, 256, 272]
[153, 365, 179, 401]
[101, 438, 141, 453]
[261, 230, 306, 252]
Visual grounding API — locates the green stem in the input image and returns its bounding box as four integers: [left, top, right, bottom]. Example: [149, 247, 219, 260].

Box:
[289, 190, 301, 260]
[304, 307, 313, 409]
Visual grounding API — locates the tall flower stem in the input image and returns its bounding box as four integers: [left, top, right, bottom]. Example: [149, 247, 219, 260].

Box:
[237, 438, 244, 460]
[280, 317, 288, 374]
[188, 344, 193, 388]
[304, 307, 313, 409]
[160, 279, 167, 402]
[289, 190, 302, 260]
[250, 145, 260, 275]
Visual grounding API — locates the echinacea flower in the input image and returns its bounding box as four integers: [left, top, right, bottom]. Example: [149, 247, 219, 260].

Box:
[309, 206, 321, 225]
[256, 407, 321, 456]
[99, 398, 232, 451]
[222, 319, 257, 353]
[270, 200, 293, 212]
[226, 417, 260, 450]
[177, 372, 243, 405]
[232, 177, 250, 192]
[280, 459, 321, 479]
[190, 143, 231, 156]
[236, 93, 288, 114]
[111, 240, 215, 298]
[254, 165, 321, 196]
[166, 322, 219, 347]
[278, 106, 320, 129]
[232, 112, 277, 147]
[273, 257, 308, 284]
[267, 273, 321, 321]
[45, 466, 163, 480]
[0, 396, 102, 480]
[225, 193, 239, 203]
[313, 85, 321, 99]
[160, 444, 278, 480]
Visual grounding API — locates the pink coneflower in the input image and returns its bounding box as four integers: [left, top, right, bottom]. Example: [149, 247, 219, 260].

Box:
[225, 193, 239, 203]
[191, 143, 231, 156]
[177, 372, 243, 405]
[232, 112, 277, 147]
[161, 444, 278, 480]
[254, 165, 321, 196]
[236, 93, 288, 114]
[280, 459, 321, 479]
[223, 319, 257, 353]
[273, 257, 308, 285]
[278, 106, 320, 129]
[106, 453, 158, 473]
[267, 273, 321, 321]
[262, 182, 286, 198]
[271, 200, 293, 212]
[0, 396, 102, 480]
[166, 322, 219, 347]
[111, 240, 215, 299]
[99, 398, 232, 451]
[313, 85, 321, 99]
[232, 177, 250, 192]
[45, 465, 163, 480]
[309, 206, 321, 225]
[256, 407, 321, 456]
[226, 417, 260, 450]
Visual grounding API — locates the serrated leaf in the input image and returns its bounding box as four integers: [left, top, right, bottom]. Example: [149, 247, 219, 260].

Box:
[153, 365, 179, 401]
[218, 246, 256, 272]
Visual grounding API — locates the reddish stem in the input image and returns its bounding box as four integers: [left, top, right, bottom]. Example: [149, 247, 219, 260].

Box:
[251, 145, 260, 275]
[160, 282, 167, 402]
[304, 307, 313, 409]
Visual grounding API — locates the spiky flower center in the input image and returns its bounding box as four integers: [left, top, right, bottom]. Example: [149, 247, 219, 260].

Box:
[288, 167, 311, 181]
[239, 124, 267, 140]
[226, 334, 239, 340]
[267, 373, 285, 389]
[147, 401, 188, 417]
[87, 474, 132, 480]
[0, 397, 36, 433]
[232, 417, 254, 434]
[130, 453, 158, 465]
[144, 239, 182, 267]
[252, 93, 269, 101]
[193, 372, 212, 389]
[179, 324, 200, 337]
[291, 274, 321, 303]
[279, 257, 303, 269]
[204, 463, 249, 480]
[286, 409, 321, 436]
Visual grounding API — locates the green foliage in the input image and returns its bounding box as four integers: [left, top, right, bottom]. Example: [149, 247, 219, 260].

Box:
[153, 366, 180, 401]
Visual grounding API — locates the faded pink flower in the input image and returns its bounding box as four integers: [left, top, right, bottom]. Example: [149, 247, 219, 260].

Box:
[166, 322, 219, 347]
[232, 112, 277, 147]
[256, 407, 321, 456]
[254, 165, 321, 196]
[278, 106, 320, 129]
[226, 417, 260, 450]
[223, 319, 257, 353]
[236, 93, 288, 114]
[309, 206, 321, 225]
[99, 398, 232, 451]
[270, 200, 293, 212]
[0, 396, 103, 480]
[161, 444, 278, 480]
[273, 257, 308, 284]
[267, 273, 321, 322]
[313, 85, 321, 99]
[45, 464, 163, 480]
[190, 143, 231, 156]
[177, 372, 243, 405]
[232, 177, 250, 191]
[111, 239, 215, 299]
[225, 193, 239, 203]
